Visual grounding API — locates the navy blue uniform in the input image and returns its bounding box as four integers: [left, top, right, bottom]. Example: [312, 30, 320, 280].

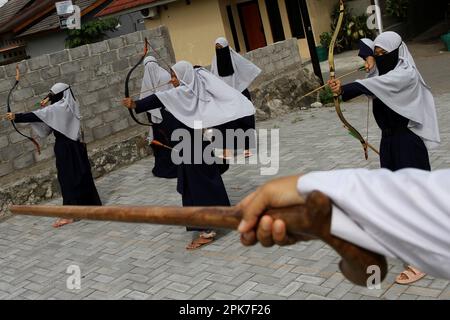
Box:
[342, 82, 430, 171]
[146, 109, 179, 179]
[14, 113, 102, 205]
[135, 94, 230, 231]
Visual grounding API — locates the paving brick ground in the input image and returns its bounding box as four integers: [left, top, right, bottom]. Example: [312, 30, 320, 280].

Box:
[1, 89, 449, 300]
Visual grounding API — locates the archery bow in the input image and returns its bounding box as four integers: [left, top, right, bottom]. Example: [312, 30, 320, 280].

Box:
[329, 0, 378, 159]
[124, 37, 174, 126]
[124, 38, 152, 127]
[6, 65, 41, 154]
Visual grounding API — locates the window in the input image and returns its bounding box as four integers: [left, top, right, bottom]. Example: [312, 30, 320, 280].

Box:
[226, 5, 241, 52]
[265, 0, 285, 42]
[285, 0, 306, 39]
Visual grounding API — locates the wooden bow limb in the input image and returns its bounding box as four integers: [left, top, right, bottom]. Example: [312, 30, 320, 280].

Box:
[299, 66, 365, 102]
[6, 65, 41, 155]
[347, 128, 380, 156]
[329, 0, 373, 160]
[10, 191, 387, 286]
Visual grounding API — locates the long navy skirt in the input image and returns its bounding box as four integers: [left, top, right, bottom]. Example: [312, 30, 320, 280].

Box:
[380, 128, 431, 171]
[176, 133, 230, 232]
[54, 131, 102, 206]
[147, 109, 178, 179]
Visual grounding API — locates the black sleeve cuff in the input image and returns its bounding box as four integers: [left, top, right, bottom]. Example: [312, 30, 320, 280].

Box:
[134, 94, 165, 114]
[14, 112, 43, 123]
[341, 82, 374, 102]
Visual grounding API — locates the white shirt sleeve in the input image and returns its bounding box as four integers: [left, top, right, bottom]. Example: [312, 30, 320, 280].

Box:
[297, 168, 450, 280]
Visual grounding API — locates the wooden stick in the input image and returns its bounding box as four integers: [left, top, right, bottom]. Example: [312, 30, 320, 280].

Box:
[10, 191, 387, 286]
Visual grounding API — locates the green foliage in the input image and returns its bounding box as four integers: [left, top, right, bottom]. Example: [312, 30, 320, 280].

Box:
[65, 18, 119, 48]
[320, 86, 334, 105]
[386, 0, 409, 20]
[330, 5, 376, 52]
[319, 32, 332, 49]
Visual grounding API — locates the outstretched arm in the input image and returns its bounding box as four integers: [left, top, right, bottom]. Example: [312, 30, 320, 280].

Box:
[122, 94, 165, 114]
[5, 112, 43, 123]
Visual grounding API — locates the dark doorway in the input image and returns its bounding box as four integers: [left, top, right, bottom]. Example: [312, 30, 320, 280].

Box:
[238, 0, 267, 51]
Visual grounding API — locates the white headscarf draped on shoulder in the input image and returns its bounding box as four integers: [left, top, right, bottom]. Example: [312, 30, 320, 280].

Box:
[140, 56, 172, 124]
[155, 61, 255, 129]
[211, 37, 261, 92]
[356, 32, 440, 149]
[32, 83, 81, 141]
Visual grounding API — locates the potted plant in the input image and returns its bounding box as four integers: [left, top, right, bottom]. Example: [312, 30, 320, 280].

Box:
[316, 32, 332, 62]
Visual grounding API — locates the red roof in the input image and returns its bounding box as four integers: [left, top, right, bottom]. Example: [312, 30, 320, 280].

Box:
[96, 0, 158, 17]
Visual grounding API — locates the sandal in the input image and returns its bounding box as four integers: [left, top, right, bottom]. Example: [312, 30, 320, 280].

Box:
[395, 266, 426, 285]
[186, 230, 216, 250]
[186, 237, 214, 250]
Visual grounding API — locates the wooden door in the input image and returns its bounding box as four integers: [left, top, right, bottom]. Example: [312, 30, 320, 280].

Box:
[238, 1, 267, 51]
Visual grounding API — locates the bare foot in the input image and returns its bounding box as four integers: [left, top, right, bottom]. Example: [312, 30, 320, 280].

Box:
[52, 218, 75, 228]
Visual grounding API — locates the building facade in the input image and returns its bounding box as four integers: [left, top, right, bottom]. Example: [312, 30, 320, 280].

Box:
[143, 0, 345, 66]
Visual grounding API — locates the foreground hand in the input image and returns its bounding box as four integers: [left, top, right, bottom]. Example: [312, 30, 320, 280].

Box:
[5, 112, 15, 121]
[327, 79, 342, 96]
[238, 175, 307, 247]
[122, 98, 136, 109]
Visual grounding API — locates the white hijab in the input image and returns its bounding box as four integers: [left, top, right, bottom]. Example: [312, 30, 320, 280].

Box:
[32, 83, 81, 141]
[155, 61, 255, 129]
[140, 56, 172, 124]
[356, 32, 440, 149]
[211, 37, 262, 92]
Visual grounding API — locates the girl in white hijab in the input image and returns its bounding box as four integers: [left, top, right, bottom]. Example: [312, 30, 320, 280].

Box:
[328, 31, 440, 285]
[7, 83, 102, 228]
[211, 37, 261, 157]
[140, 56, 178, 179]
[123, 61, 256, 250]
[328, 31, 439, 170]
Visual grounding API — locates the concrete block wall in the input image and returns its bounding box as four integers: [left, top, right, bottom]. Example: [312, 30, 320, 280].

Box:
[243, 38, 302, 76]
[0, 26, 175, 178]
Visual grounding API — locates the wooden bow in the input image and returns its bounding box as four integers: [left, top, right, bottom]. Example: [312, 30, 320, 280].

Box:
[329, 1, 378, 159]
[6, 65, 41, 154]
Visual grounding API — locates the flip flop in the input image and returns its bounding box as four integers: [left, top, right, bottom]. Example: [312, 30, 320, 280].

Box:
[395, 266, 426, 285]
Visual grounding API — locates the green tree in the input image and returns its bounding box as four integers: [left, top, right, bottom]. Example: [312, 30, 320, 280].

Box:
[330, 4, 375, 52]
[386, 0, 409, 20]
[65, 18, 119, 48]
